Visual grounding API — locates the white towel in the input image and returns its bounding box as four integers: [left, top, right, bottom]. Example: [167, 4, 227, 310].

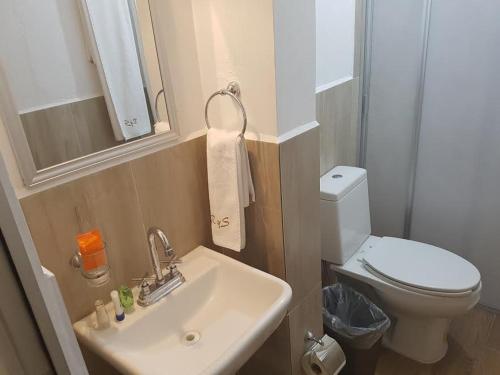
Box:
[207, 129, 255, 251]
[85, 0, 151, 141]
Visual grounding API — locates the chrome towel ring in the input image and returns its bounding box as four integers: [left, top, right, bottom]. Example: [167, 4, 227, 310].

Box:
[205, 82, 247, 136]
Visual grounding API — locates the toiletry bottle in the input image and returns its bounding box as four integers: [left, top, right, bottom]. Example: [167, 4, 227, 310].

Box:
[110, 290, 125, 321]
[95, 299, 110, 329]
[119, 285, 135, 313]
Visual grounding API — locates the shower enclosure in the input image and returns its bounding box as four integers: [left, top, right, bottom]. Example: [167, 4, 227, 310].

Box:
[361, 0, 500, 309]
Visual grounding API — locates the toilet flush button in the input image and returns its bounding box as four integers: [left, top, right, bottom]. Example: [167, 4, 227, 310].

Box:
[332, 174, 343, 179]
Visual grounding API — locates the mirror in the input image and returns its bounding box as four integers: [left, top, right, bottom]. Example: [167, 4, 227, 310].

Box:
[0, 0, 177, 184]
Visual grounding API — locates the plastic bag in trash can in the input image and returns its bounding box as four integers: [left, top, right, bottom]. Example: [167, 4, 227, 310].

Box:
[323, 284, 391, 349]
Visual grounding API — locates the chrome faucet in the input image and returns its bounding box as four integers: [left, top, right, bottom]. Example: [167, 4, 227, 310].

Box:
[147, 227, 174, 284]
[134, 227, 185, 306]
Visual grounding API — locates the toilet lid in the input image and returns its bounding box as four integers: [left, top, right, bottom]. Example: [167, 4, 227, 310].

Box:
[362, 237, 481, 293]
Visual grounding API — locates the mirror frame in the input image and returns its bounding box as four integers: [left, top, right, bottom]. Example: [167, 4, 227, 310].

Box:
[0, 2, 180, 188]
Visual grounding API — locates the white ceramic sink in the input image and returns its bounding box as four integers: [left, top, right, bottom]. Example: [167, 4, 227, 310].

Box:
[73, 246, 292, 375]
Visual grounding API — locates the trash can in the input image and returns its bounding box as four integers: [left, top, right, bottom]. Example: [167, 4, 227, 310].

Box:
[322, 283, 391, 375]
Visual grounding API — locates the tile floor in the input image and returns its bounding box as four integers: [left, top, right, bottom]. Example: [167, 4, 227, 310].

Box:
[375, 306, 500, 375]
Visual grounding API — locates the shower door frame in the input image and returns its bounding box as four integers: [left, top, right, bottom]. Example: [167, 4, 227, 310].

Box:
[358, 0, 434, 239]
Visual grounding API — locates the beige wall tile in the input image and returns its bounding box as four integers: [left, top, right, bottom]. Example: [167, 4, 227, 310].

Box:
[20, 96, 121, 170]
[21, 134, 294, 372]
[130, 136, 212, 258]
[20, 163, 150, 322]
[21, 136, 286, 322]
[246, 140, 283, 211]
[217, 205, 285, 279]
[21, 103, 83, 169]
[280, 127, 321, 309]
[71, 96, 119, 156]
[243, 140, 284, 279]
[317, 79, 360, 176]
[239, 317, 292, 375]
[20, 137, 213, 322]
[131, 137, 285, 280]
[289, 283, 322, 375]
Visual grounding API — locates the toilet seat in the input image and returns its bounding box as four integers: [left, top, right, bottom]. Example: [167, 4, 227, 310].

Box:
[362, 261, 479, 298]
[362, 237, 481, 297]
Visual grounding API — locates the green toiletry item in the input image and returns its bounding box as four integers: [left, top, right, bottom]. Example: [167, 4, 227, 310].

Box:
[118, 285, 134, 313]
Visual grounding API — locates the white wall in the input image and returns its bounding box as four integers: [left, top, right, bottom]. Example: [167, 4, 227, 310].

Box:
[135, 0, 169, 123]
[165, 0, 316, 139]
[0, 0, 312, 140]
[315, 0, 355, 90]
[192, 0, 317, 139]
[151, 0, 205, 137]
[0, 0, 102, 113]
[192, 0, 278, 139]
[151, 0, 279, 139]
[0, 0, 316, 197]
[273, 0, 317, 136]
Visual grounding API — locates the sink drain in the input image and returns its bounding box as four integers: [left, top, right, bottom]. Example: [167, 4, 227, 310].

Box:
[182, 331, 201, 346]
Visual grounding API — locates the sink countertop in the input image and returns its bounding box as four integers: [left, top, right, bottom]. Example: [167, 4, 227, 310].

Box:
[74, 246, 292, 375]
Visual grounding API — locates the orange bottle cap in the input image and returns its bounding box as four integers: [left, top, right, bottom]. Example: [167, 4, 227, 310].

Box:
[76, 230, 106, 271]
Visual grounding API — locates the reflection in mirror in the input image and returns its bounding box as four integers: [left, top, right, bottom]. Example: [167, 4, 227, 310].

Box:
[1, 0, 171, 171]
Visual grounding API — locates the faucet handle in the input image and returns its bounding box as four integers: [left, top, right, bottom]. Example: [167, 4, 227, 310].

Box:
[132, 273, 155, 296]
[139, 280, 151, 296]
[132, 272, 156, 284]
[159, 256, 182, 277]
[164, 244, 175, 258]
[131, 275, 156, 283]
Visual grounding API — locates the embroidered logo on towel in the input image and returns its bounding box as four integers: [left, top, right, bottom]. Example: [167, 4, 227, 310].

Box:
[124, 118, 138, 127]
[211, 215, 230, 229]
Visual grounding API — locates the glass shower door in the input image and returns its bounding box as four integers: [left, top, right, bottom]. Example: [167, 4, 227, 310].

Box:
[362, 0, 431, 238]
[410, 0, 500, 309]
[363, 0, 500, 309]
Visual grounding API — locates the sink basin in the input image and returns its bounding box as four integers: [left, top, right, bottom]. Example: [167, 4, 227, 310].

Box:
[73, 246, 292, 375]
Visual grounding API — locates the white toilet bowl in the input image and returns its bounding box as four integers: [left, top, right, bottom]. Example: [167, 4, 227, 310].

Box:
[330, 236, 481, 363]
[320, 166, 481, 363]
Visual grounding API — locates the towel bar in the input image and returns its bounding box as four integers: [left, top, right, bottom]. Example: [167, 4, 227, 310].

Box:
[205, 82, 247, 136]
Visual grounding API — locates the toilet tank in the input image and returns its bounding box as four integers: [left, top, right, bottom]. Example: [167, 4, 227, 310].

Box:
[320, 166, 371, 265]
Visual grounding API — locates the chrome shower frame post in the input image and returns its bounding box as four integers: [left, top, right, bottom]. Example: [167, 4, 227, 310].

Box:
[358, 0, 433, 239]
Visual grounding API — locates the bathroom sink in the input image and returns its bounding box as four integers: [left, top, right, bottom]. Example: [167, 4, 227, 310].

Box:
[73, 246, 292, 375]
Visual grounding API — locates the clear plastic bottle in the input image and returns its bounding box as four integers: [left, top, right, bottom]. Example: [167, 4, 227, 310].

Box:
[95, 299, 110, 329]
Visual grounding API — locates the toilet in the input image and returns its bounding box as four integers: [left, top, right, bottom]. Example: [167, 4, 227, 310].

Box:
[320, 166, 481, 364]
